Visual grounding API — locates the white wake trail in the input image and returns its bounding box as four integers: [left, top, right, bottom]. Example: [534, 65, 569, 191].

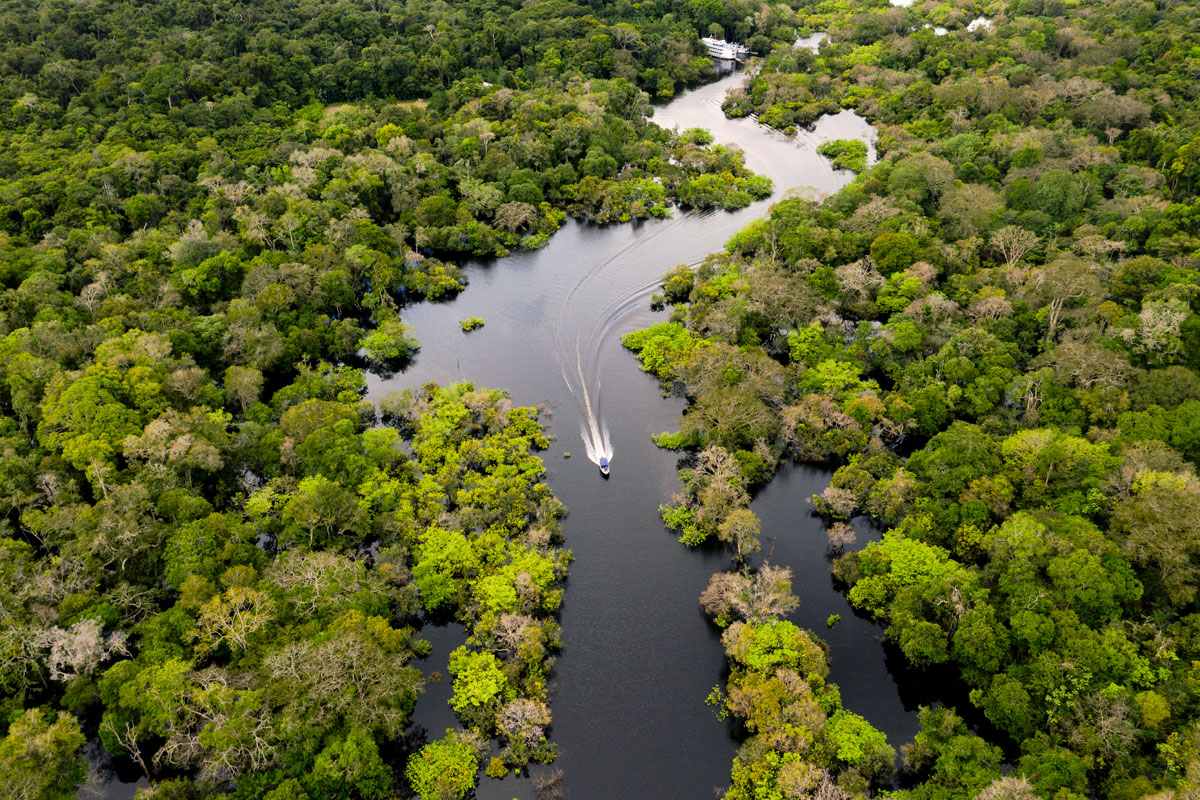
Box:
[574, 335, 612, 466]
[554, 217, 693, 470]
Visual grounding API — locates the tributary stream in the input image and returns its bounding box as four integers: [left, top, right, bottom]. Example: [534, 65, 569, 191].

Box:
[367, 71, 929, 800]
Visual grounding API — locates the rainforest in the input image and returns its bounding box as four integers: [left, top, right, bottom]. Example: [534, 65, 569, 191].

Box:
[2, 0, 1200, 800]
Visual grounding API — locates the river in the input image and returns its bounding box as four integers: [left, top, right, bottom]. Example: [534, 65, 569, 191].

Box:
[367, 72, 924, 800]
[90, 71, 919, 800]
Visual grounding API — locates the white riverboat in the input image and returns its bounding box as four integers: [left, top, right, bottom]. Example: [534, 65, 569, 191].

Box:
[701, 37, 750, 61]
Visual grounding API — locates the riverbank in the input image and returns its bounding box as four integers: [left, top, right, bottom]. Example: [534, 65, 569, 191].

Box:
[368, 70, 915, 800]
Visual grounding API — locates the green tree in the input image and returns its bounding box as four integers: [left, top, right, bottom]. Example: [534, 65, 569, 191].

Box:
[307, 727, 393, 799]
[0, 709, 86, 800]
[826, 710, 895, 787]
[406, 735, 480, 800]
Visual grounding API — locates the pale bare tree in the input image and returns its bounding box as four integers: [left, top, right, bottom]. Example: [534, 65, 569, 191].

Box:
[0, 626, 44, 688]
[609, 22, 643, 50]
[826, 521, 857, 553]
[189, 586, 275, 655]
[77, 272, 109, 314]
[165, 367, 209, 407]
[700, 564, 800, 624]
[265, 550, 375, 616]
[975, 776, 1039, 800]
[264, 615, 422, 738]
[98, 717, 148, 777]
[1073, 233, 1126, 261]
[818, 486, 857, 519]
[149, 668, 278, 781]
[1035, 340, 1133, 390]
[718, 508, 762, 562]
[494, 201, 539, 233]
[991, 225, 1039, 269]
[488, 613, 538, 656]
[40, 618, 129, 681]
[1120, 298, 1190, 360]
[498, 698, 552, 747]
[776, 760, 852, 800]
[835, 258, 884, 304]
[1027, 256, 1104, 340]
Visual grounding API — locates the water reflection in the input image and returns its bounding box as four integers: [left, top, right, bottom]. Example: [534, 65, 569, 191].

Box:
[794, 31, 829, 52]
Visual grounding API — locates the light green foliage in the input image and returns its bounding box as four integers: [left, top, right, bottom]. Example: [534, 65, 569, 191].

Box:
[999, 429, 1115, 509]
[661, 502, 704, 545]
[474, 574, 519, 613]
[787, 322, 838, 367]
[826, 710, 892, 769]
[38, 364, 147, 490]
[359, 317, 420, 362]
[817, 139, 869, 173]
[847, 533, 963, 619]
[798, 359, 876, 400]
[460, 316, 485, 332]
[414, 527, 481, 610]
[722, 621, 828, 683]
[724, 750, 805, 800]
[406, 735, 480, 800]
[622, 322, 705, 381]
[448, 647, 513, 713]
[651, 430, 694, 450]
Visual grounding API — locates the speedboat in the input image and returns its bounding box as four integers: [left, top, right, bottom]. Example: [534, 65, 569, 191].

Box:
[599, 457, 610, 476]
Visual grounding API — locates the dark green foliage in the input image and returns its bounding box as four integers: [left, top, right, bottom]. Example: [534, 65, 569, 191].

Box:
[0, 1, 803, 790]
[627, 0, 1200, 796]
[8, 0, 1200, 797]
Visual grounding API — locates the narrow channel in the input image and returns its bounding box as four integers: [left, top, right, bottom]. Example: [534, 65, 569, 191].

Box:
[367, 70, 919, 799]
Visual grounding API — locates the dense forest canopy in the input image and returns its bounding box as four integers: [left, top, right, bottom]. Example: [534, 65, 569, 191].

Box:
[0, 0, 807, 109]
[7, 0, 1200, 797]
[0, 0, 796, 797]
[624, 0, 1200, 799]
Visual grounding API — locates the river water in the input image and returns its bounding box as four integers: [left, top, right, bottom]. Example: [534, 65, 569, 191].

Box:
[365, 73, 926, 800]
[89, 72, 917, 800]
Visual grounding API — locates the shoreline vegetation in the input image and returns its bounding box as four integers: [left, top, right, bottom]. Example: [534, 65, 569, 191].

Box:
[626, 0, 1200, 798]
[0, 0, 800, 796]
[5, 0, 1200, 798]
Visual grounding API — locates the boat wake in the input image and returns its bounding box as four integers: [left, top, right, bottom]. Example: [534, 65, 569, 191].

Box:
[581, 416, 613, 467]
[554, 214, 695, 470]
[548, 102, 870, 470]
[570, 337, 613, 467]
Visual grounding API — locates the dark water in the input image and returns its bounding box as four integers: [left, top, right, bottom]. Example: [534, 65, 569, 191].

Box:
[750, 466, 937, 735]
[365, 73, 920, 800]
[92, 72, 914, 799]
